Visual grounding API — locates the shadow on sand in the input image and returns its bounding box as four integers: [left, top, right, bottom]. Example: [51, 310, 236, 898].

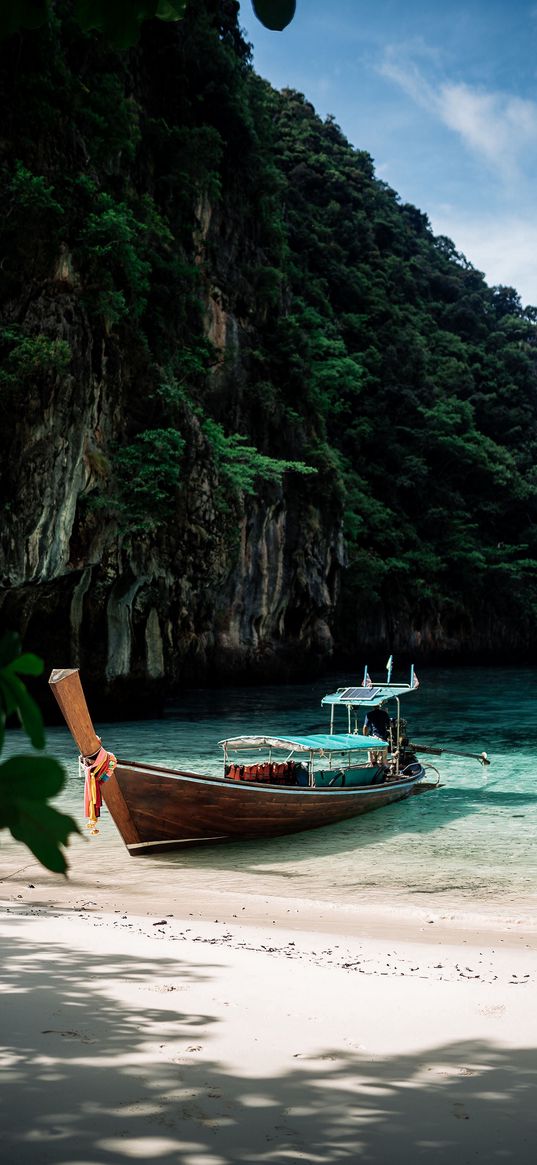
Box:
[2, 916, 536, 1164]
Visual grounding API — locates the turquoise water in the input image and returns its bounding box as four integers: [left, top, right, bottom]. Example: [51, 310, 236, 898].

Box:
[3, 666, 537, 911]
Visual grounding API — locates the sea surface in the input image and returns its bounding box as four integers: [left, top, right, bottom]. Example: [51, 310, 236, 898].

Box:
[3, 666, 537, 915]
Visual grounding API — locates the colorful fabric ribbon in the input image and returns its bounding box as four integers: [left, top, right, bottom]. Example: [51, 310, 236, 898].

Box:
[81, 745, 117, 834]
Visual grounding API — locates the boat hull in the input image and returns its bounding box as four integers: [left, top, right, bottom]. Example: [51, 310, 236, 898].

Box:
[102, 760, 426, 854]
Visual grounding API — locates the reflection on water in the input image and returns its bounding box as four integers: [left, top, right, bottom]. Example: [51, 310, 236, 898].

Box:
[4, 666, 537, 909]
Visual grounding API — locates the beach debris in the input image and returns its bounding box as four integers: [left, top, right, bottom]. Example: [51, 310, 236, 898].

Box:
[41, 1028, 95, 1044]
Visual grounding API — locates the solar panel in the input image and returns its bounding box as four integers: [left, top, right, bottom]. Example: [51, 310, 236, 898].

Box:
[338, 686, 381, 701]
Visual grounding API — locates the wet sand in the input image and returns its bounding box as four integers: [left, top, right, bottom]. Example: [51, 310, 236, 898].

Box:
[1, 832, 537, 1163]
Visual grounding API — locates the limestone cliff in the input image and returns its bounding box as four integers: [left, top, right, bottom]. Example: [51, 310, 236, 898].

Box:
[0, 5, 345, 709]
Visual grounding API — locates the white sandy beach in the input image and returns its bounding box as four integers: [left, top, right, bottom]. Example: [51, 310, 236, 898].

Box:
[1, 831, 537, 1164]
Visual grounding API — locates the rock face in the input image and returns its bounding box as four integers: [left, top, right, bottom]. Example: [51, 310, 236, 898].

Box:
[0, 11, 349, 709]
[0, 245, 344, 712]
[0, 283, 344, 711]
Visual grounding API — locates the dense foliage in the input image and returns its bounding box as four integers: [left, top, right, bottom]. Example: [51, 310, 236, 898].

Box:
[260, 89, 537, 638]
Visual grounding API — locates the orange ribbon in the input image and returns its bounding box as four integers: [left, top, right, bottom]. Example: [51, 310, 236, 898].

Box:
[82, 746, 117, 834]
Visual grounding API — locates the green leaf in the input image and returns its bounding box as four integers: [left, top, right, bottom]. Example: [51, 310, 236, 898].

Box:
[0, 673, 45, 748]
[155, 0, 187, 20]
[0, 629, 79, 873]
[5, 652, 44, 677]
[0, 0, 50, 40]
[0, 632, 21, 668]
[0, 673, 18, 717]
[74, 0, 153, 49]
[0, 755, 65, 799]
[251, 0, 296, 31]
[1, 1, 189, 45]
[9, 802, 79, 874]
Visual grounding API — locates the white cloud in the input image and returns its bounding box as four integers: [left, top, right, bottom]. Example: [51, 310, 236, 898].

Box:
[380, 48, 537, 181]
[380, 50, 436, 111]
[437, 84, 537, 178]
[376, 45, 537, 302]
[429, 210, 537, 306]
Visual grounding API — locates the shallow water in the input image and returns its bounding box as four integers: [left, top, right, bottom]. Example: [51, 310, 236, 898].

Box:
[3, 666, 537, 912]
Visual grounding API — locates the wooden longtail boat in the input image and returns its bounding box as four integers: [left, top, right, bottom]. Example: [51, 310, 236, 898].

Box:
[49, 666, 434, 855]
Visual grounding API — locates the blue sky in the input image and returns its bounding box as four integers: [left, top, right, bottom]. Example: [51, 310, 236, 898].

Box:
[239, 0, 537, 306]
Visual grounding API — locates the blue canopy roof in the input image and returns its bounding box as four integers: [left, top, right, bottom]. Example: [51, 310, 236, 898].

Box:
[220, 733, 379, 754]
[321, 683, 416, 709]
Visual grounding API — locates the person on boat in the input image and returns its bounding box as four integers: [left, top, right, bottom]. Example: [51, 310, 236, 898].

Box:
[363, 704, 391, 742]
